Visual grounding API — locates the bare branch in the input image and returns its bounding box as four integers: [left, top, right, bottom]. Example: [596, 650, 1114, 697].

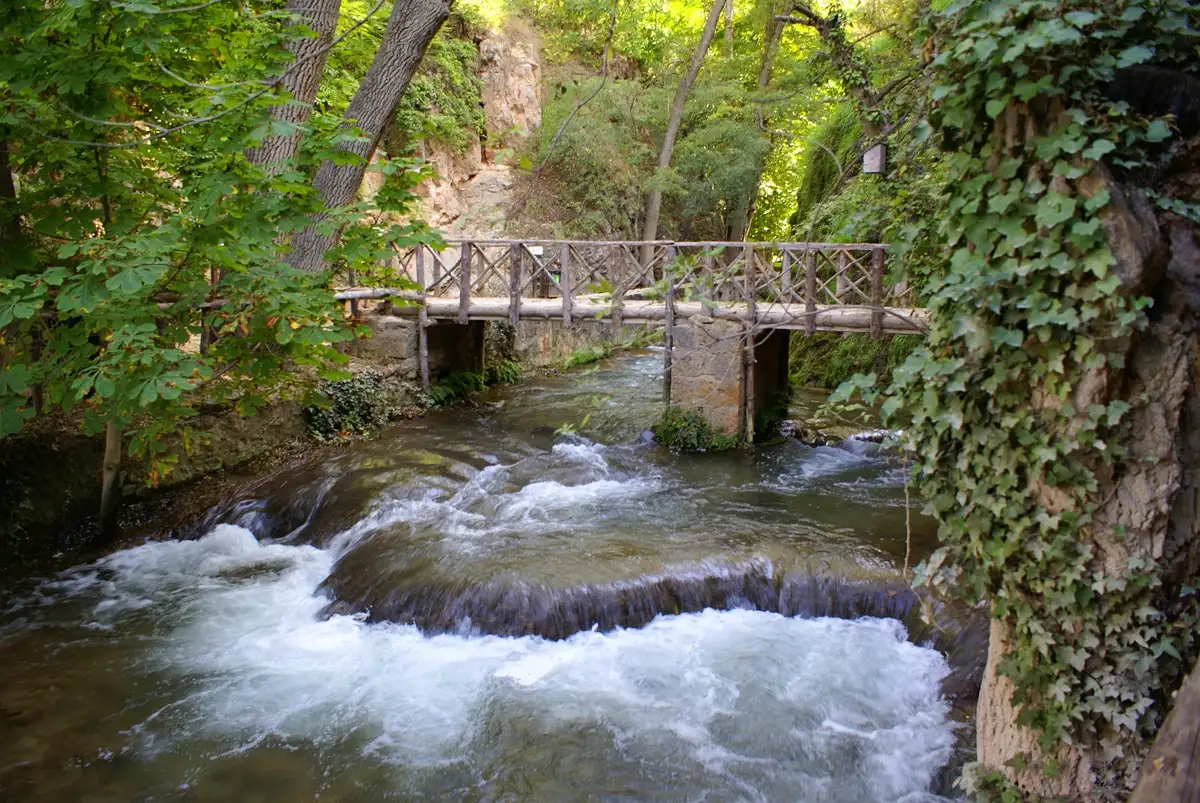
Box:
[111, 0, 230, 14]
[56, 101, 168, 132]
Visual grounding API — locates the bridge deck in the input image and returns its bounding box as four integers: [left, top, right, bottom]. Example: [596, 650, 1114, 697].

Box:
[380, 295, 927, 335]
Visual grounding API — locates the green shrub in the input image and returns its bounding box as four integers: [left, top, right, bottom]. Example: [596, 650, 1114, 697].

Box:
[304, 370, 396, 439]
[789, 333, 919, 390]
[486, 360, 522, 386]
[791, 104, 863, 228]
[426, 371, 488, 408]
[561, 342, 613, 370]
[652, 407, 739, 452]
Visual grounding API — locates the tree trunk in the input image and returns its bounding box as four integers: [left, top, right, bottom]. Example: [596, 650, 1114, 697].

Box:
[639, 0, 726, 266]
[723, 0, 734, 59]
[1129, 657, 1200, 803]
[780, 4, 882, 139]
[286, 0, 450, 273]
[99, 420, 122, 540]
[246, 0, 344, 172]
[978, 143, 1200, 797]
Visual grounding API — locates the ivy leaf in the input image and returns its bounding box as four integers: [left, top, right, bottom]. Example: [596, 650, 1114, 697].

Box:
[1081, 140, 1115, 160]
[985, 99, 1008, 118]
[1145, 119, 1172, 143]
[1035, 194, 1077, 229]
[1064, 11, 1098, 27]
[973, 37, 998, 60]
[991, 327, 1024, 348]
[1115, 45, 1154, 68]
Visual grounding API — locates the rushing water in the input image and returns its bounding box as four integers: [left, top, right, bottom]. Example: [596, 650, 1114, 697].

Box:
[0, 351, 971, 802]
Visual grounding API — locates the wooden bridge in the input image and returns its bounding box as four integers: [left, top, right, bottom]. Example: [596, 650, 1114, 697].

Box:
[340, 239, 928, 336]
[338, 239, 927, 442]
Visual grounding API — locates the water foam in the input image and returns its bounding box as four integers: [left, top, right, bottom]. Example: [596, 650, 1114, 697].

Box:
[36, 524, 956, 800]
[312, 438, 660, 555]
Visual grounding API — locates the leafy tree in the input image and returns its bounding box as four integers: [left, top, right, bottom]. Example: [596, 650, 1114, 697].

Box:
[0, 0, 439, 535]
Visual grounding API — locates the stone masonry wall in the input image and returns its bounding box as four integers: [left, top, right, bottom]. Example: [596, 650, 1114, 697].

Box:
[669, 317, 745, 436]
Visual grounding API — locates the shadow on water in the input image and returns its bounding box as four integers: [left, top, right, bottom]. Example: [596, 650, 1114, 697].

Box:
[0, 350, 984, 802]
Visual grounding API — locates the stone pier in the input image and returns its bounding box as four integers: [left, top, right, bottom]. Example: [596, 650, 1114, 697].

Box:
[668, 318, 791, 442]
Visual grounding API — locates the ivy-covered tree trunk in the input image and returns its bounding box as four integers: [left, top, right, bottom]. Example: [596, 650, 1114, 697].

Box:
[865, 2, 1200, 799]
[639, 0, 725, 264]
[975, 152, 1200, 799]
[286, 0, 450, 273]
[246, 0, 343, 172]
[779, 3, 883, 140]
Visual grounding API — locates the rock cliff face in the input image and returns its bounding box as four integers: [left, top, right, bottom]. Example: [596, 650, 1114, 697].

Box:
[361, 16, 620, 381]
[414, 21, 541, 236]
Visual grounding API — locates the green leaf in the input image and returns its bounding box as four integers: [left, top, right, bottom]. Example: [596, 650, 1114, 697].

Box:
[1145, 119, 1172, 143]
[0, 364, 33, 394]
[94, 375, 116, 398]
[1081, 140, 1115, 160]
[1034, 194, 1077, 229]
[1115, 45, 1154, 68]
[0, 402, 35, 435]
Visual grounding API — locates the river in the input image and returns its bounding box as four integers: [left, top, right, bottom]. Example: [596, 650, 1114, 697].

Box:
[0, 350, 972, 802]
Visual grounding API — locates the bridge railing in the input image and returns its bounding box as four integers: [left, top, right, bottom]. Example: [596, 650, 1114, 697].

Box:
[378, 239, 919, 335]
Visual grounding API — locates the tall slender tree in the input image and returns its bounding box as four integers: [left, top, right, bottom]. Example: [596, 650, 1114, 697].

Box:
[287, 0, 452, 272]
[639, 0, 726, 264]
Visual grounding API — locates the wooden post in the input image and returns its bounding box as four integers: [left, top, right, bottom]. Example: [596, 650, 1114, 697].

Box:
[416, 246, 430, 393]
[781, 249, 793, 303]
[742, 244, 756, 445]
[509, 243, 521, 326]
[835, 250, 848, 301]
[458, 241, 471, 325]
[560, 243, 573, 328]
[870, 248, 885, 339]
[663, 245, 676, 405]
[610, 246, 624, 332]
[804, 248, 816, 336]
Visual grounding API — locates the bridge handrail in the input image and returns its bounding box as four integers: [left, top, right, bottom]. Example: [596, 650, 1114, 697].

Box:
[364, 238, 919, 339]
[435, 238, 889, 250]
[347, 238, 923, 393]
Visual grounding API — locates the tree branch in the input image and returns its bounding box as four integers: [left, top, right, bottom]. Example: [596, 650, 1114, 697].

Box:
[112, 0, 230, 15]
